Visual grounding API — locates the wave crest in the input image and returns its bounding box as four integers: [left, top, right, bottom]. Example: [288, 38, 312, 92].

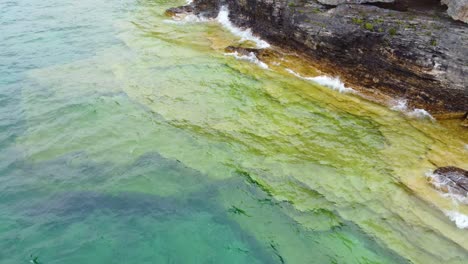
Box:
[286, 69, 354, 93]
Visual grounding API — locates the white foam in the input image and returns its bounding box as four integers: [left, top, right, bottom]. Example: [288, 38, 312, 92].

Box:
[391, 99, 434, 120]
[426, 171, 468, 204]
[407, 108, 434, 120]
[165, 6, 270, 49]
[216, 6, 270, 49]
[391, 99, 408, 112]
[444, 210, 468, 229]
[310, 76, 355, 93]
[425, 171, 468, 229]
[286, 69, 354, 93]
[225, 51, 269, 69]
[186, 0, 194, 4]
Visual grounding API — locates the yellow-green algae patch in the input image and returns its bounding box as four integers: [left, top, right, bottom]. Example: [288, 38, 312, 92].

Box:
[12, 0, 468, 263]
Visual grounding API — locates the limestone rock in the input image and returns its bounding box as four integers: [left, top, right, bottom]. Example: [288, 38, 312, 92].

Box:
[442, 0, 468, 23]
[168, 0, 468, 114]
[430, 167, 468, 199]
[317, 0, 394, 5]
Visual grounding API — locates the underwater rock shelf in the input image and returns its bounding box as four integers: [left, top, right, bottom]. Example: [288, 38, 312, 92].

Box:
[168, 0, 468, 119]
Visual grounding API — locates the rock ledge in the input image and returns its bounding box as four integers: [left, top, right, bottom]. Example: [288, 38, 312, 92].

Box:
[168, 0, 468, 118]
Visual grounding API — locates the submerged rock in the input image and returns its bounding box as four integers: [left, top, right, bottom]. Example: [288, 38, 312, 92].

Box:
[224, 46, 280, 59]
[429, 167, 468, 200]
[167, 0, 468, 116]
[165, 5, 194, 17]
[225, 46, 260, 56]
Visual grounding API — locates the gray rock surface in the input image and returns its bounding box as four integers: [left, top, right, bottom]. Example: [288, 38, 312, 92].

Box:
[168, 0, 468, 116]
[442, 0, 468, 23]
[431, 166, 468, 199]
[317, 0, 393, 5]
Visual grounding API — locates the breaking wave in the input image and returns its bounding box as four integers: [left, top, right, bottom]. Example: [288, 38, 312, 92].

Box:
[216, 6, 270, 49]
[224, 51, 269, 69]
[165, 5, 270, 49]
[426, 171, 468, 205]
[426, 171, 468, 229]
[444, 211, 468, 229]
[391, 99, 434, 120]
[286, 69, 354, 93]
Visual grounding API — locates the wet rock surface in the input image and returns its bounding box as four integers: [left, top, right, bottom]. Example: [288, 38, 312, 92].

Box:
[430, 166, 468, 198]
[165, 5, 194, 17]
[168, 0, 468, 116]
[225, 46, 261, 56]
[224, 46, 281, 60]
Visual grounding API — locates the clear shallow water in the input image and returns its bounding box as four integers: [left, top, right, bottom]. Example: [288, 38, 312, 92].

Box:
[1, 0, 467, 263]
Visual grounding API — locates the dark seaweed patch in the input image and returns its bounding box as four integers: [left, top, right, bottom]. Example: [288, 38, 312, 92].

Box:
[270, 242, 285, 264]
[233, 168, 274, 197]
[228, 205, 250, 217]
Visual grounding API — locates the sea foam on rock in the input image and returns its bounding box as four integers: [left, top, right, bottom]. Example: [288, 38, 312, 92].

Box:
[286, 69, 354, 93]
[427, 166, 468, 204]
[216, 6, 270, 49]
[390, 99, 435, 120]
[427, 167, 468, 229]
[168, 0, 468, 116]
[224, 51, 269, 69]
[444, 210, 468, 229]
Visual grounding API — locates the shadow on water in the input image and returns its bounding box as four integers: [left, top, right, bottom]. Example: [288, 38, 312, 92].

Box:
[0, 152, 409, 264]
[1, 153, 274, 263]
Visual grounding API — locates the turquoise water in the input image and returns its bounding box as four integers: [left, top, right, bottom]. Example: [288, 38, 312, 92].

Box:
[1, 0, 467, 263]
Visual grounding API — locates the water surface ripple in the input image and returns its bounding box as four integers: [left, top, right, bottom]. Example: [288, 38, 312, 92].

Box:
[0, 0, 467, 263]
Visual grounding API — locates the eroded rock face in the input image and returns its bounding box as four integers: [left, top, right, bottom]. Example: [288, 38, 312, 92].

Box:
[429, 167, 468, 200]
[462, 113, 468, 127]
[169, 0, 468, 116]
[442, 0, 468, 23]
[318, 0, 468, 24]
[317, 0, 394, 5]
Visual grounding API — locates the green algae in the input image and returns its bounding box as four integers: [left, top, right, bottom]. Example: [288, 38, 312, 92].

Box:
[1, 0, 467, 263]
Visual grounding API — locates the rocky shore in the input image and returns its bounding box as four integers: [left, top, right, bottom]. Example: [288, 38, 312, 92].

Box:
[429, 166, 468, 201]
[167, 0, 467, 120]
